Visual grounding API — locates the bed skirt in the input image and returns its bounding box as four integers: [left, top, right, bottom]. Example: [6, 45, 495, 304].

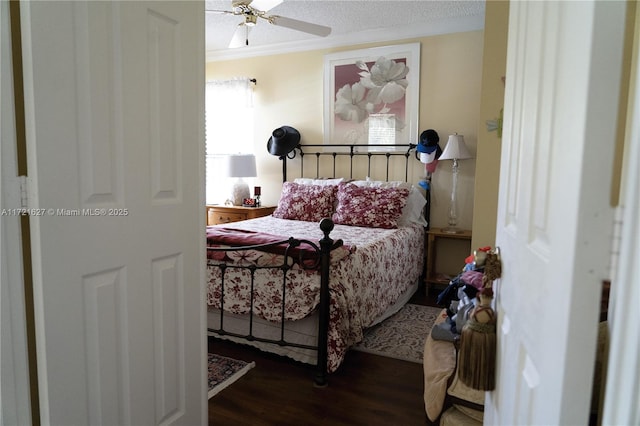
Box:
[207, 279, 419, 367]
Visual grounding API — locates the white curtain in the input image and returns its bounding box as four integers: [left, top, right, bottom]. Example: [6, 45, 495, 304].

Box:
[206, 77, 255, 204]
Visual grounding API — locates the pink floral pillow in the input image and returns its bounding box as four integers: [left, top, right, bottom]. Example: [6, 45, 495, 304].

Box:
[332, 183, 409, 228]
[272, 182, 337, 222]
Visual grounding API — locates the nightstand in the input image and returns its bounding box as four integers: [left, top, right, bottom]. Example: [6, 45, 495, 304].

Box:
[206, 205, 276, 226]
[425, 228, 472, 296]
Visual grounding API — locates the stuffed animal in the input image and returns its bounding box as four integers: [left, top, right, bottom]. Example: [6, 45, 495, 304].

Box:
[463, 246, 492, 271]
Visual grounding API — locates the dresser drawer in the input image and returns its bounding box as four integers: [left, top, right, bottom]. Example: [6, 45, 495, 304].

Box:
[211, 211, 247, 225]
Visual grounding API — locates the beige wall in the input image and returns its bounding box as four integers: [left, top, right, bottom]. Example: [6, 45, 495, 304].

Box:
[470, 1, 509, 250]
[612, 0, 638, 205]
[206, 31, 484, 231]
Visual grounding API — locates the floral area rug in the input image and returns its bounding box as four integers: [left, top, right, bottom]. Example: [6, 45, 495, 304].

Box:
[352, 304, 443, 363]
[208, 353, 255, 399]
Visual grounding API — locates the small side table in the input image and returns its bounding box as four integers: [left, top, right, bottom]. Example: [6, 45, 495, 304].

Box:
[425, 228, 472, 296]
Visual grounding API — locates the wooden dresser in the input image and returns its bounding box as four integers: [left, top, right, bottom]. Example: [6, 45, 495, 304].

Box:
[206, 205, 276, 226]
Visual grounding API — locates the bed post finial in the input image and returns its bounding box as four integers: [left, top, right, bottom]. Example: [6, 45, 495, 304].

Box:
[320, 218, 334, 237]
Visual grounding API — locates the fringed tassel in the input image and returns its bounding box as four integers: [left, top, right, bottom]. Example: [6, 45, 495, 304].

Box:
[458, 251, 501, 391]
[458, 311, 497, 390]
[458, 318, 496, 390]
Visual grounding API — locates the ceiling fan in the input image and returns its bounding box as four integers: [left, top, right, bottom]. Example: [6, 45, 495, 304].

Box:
[206, 0, 332, 48]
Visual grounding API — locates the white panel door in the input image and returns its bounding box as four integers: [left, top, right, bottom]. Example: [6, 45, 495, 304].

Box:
[485, 2, 625, 425]
[20, 1, 205, 424]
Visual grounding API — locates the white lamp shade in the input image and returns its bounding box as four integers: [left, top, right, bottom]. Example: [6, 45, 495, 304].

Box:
[439, 134, 473, 161]
[223, 154, 257, 178]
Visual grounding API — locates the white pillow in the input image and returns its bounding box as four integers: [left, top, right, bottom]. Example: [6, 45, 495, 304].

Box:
[352, 178, 411, 189]
[352, 179, 427, 227]
[294, 177, 345, 186]
[398, 186, 427, 227]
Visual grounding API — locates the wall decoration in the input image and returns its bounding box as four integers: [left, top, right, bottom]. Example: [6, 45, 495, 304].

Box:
[486, 76, 506, 139]
[323, 43, 420, 151]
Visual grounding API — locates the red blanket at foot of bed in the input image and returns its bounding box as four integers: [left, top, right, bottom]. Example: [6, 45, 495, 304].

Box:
[207, 225, 319, 253]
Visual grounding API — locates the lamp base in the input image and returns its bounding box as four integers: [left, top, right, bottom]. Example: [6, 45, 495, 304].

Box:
[231, 180, 250, 206]
[442, 226, 463, 234]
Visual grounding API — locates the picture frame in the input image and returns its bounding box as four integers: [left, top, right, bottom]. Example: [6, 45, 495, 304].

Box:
[323, 42, 421, 151]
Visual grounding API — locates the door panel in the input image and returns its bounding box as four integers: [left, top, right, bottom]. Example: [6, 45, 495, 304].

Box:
[21, 1, 205, 424]
[486, 1, 625, 425]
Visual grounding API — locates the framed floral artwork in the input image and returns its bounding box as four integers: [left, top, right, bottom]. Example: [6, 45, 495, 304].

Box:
[323, 43, 420, 151]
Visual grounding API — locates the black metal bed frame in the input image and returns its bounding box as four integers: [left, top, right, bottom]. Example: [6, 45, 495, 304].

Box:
[207, 219, 338, 386]
[207, 143, 430, 386]
[280, 143, 430, 227]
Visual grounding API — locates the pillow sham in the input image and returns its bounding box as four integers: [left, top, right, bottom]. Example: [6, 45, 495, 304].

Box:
[332, 183, 409, 229]
[351, 179, 427, 227]
[272, 182, 337, 222]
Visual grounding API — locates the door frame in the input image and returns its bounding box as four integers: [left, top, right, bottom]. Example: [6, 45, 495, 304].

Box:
[1, 1, 33, 423]
[601, 10, 640, 421]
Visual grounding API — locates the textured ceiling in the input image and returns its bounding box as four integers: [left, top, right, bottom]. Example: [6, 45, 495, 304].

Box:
[205, 0, 485, 60]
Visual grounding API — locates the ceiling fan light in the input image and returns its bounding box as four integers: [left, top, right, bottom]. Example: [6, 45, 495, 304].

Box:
[244, 14, 257, 26]
[229, 23, 251, 48]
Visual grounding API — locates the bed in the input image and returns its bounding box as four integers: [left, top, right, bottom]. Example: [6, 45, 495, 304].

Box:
[206, 143, 430, 385]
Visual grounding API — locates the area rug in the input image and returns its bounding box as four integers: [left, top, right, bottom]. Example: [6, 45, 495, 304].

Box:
[352, 304, 443, 363]
[208, 353, 255, 399]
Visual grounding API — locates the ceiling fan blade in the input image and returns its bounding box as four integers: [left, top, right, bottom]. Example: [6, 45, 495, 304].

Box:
[205, 8, 235, 15]
[270, 15, 331, 37]
[228, 23, 251, 48]
[248, 0, 283, 12]
[231, 0, 253, 7]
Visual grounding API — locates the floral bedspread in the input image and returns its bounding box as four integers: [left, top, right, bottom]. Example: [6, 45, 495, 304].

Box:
[206, 216, 425, 372]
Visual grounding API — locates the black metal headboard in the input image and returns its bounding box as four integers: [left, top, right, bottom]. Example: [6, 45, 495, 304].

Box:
[280, 143, 419, 181]
[276, 143, 431, 228]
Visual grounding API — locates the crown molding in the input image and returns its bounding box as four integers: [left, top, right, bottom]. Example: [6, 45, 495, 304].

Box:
[206, 14, 485, 62]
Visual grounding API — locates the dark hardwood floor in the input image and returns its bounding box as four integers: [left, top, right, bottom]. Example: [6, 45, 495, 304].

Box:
[208, 289, 440, 426]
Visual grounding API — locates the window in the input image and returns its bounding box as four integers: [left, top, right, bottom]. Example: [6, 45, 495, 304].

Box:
[205, 77, 255, 204]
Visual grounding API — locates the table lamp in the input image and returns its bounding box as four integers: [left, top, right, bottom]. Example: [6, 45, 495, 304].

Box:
[439, 134, 473, 233]
[223, 154, 257, 206]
